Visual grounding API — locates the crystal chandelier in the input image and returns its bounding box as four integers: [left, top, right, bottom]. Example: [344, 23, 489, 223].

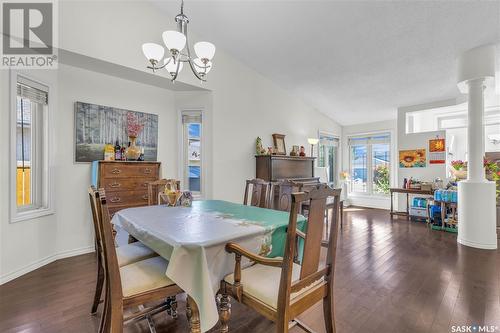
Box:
[141, 0, 215, 83]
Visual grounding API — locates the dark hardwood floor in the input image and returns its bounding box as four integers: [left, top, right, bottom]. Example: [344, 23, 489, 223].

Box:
[1, 207, 499, 333]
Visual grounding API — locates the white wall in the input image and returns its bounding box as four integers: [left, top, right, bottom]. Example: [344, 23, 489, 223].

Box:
[342, 120, 397, 209]
[57, 0, 343, 203]
[1, 0, 342, 283]
[397, 106, 447, 210]
[0, 64, 178, 283]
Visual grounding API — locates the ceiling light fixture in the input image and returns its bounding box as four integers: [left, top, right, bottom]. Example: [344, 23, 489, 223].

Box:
[141, 0, 215, 83]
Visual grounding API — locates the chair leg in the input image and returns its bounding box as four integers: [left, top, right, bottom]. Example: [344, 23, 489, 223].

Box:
[322, 287, 336, 333]
[186, 296, 192, 326]
[187, 296, 201, 333]
[91, 260, 104, 314]
[146, 314, 157, 333]
[218, 292, 231, 333]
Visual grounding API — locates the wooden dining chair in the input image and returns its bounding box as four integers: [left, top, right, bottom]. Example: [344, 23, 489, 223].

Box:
[221, 185, 342, 333]
[147, 179, 181, 206]
[88, 186, 158, 315]
[96, 188, 184, 333]
[243, 178, 270, 208]
[269, 180, 303, 212]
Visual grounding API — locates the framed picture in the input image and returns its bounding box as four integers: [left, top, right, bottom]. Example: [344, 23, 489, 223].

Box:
[272, 133, 286, 155]
[399, 149, 426, 168]
[74, 102, 158, 162]
[429, 138, 445, 164]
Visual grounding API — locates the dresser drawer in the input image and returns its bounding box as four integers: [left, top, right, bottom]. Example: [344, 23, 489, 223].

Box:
[101, 163, 159, 178]
[106, 190, 149, 207]
[100, 177, 156, 193]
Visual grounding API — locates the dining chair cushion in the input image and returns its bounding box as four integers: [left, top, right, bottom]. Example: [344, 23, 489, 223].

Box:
[120, 256, 175, 297]
[224, 261, 324, 309]
[116, 241, 157, 267]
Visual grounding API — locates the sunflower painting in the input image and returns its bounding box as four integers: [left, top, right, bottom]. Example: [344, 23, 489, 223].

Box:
[399, 149, 426, 168]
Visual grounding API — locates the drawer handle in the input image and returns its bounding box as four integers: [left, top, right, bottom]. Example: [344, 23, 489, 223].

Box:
[143, 168, 152, 174]
[110, 197, 121, 203]
[142, 194, 148, 200]
[111, 168, 122, 174]
[110, 182, 121, 188]
[142, 183, 148, 188]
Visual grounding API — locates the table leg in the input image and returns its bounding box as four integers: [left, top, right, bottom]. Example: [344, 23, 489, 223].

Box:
[340, 202, 344, 229]
[441, 201, 446, 230]
[187, 296, 201, 333]
[406, 193, 410, 220]
[390, 191, 394, 218]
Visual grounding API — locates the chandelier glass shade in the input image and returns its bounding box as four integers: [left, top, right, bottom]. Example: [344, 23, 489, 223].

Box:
[142, 0, 215, 82]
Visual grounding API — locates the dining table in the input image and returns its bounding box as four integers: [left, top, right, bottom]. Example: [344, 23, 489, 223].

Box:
[111, 200, 306, 333]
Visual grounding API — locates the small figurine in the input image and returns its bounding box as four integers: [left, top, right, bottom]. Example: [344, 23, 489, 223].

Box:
[267, 147, 274, 155]
[290, 145, 299, 156]
[179, 191, 193, 207]
[299, 146, 306, 157]
[255, 137, 267, 155]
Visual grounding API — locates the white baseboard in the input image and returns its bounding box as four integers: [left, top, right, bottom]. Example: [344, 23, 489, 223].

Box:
[0, 245, 95, 285]
[348, 194, 390, 210]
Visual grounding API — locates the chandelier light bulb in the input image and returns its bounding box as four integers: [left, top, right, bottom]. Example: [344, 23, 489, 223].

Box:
[142, 43, 165, 63]
[194, 42, 216, 61]
[164, 57, 183, 75]
[162, 30, 187, 53]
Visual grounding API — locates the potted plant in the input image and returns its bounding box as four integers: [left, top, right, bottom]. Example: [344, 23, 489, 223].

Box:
[450, 160, 467, 179]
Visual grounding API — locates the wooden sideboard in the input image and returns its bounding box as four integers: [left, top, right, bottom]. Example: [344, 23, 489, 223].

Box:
[94, 161, 160, 216]
[256, 155, 316, 182]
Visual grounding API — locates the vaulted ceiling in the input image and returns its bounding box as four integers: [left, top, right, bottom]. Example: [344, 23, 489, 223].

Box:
[154, 1, 500, 125]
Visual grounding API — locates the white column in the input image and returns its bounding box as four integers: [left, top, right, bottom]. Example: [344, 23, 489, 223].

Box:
[466, 79, 486, 182]
[457, 44, 497, 250]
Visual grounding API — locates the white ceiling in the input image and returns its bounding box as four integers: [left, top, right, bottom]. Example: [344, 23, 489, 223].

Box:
[154, 1, 500, 126]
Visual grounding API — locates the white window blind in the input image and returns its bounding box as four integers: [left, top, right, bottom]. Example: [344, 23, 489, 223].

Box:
[348, 133, 390, 146]
[16, 77, 48, 105]
[182, 113, 202, 124]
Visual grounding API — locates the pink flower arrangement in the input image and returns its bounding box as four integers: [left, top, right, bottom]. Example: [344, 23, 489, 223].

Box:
[126, 112, 144, 138]
[451, 160, 466, 171]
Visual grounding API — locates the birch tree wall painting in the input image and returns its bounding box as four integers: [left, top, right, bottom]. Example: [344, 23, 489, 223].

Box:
[75, 102, 158, 162]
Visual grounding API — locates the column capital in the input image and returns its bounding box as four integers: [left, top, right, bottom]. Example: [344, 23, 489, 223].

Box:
[457, 44, 496, 93]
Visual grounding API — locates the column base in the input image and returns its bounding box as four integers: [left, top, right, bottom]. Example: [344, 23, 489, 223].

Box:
[457, 180, 497, 250]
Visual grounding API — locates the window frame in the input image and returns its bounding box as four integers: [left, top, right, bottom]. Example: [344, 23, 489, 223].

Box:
[348, 131, 392, 197]
[179, 109, 204, 199]
[10, 71, 54, 223]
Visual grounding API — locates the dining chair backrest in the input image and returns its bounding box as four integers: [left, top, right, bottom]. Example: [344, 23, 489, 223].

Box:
[243, 178, 270, 208]
[270, 180, 303, 212]
[88, 185, 102, 252]
[96, 188, 124, 332]
[147, 179, 181, 205]
[277, 184, 341, 312]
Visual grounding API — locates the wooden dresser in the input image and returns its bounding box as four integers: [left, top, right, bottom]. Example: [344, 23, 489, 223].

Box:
[93, 161, 160, 216]
[256, 155, 317, 182]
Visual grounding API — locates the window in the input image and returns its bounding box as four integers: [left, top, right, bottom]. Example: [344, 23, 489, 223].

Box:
[317, 133, 339, 186]
[182, 111, 202, 196]
[11, 75, 51, 222]
[349, 133, 391, 195]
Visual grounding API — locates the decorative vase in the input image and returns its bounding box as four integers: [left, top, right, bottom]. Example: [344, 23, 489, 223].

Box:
[450, 167, 467, 180]
[125, 136, 141, 161]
